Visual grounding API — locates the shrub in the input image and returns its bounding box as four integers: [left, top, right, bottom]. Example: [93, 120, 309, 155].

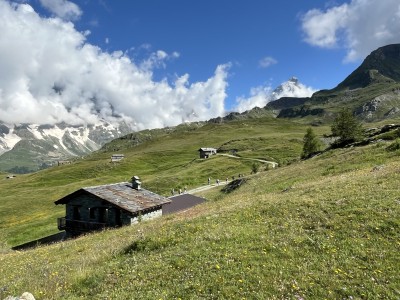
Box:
[386, 139, 400, 151]
[301, 127, 322, 158]
[251, 162, 260, 174]
[331, 108, 363, 144]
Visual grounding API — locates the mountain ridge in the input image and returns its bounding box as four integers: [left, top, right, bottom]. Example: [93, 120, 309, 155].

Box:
[266, 44, 400, 121]
[0, 121, 132, 173]
[336, 43, 400, 90]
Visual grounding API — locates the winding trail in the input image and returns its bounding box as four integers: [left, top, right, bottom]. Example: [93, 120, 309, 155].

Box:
[173, 153, 278, 196]
[186, 181, 228, 194]
[218, 153, 278, 168]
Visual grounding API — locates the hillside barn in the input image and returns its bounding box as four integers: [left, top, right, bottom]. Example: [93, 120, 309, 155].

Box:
[111, 154, 125, 162]
[198, 147, 217, 158]
[55, 176, 170, 237]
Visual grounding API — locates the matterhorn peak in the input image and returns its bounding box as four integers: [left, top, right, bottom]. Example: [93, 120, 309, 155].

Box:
[271, 77, 316, 100]
[232, 77, 317, 114]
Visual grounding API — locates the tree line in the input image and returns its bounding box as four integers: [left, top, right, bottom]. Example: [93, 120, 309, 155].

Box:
[302, 108, 363, 159]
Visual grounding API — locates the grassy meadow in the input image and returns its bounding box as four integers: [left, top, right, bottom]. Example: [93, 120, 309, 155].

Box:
[0, 116, 399, 299]
[0, 117, 316, 247]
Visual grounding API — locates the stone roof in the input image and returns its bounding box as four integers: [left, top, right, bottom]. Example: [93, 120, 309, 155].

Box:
[55, 182, 171, 214]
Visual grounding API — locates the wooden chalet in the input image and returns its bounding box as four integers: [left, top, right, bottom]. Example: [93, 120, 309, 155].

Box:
[55, 176, 170, 237]
[198, 147, 217, 158]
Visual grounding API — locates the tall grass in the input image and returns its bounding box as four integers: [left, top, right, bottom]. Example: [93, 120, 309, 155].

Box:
[0, 141, 399, 299]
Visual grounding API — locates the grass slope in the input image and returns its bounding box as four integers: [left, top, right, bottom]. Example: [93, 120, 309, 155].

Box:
[0, 139, 399, 299]
[0, 117, 318, 247]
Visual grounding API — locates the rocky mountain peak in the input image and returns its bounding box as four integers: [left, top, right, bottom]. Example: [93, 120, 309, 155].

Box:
[271, 77, 315, 100]
[336, 44, 400, 90]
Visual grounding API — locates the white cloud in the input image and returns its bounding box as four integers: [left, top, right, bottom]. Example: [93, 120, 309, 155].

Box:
[139, 50, 180, 71]
[234, 78, 316, 113]
[0, 0, 228, 130]
[259, 56, 278, 68]
[301, 0, 400, 61]
[39, 0, 82, 20]
[235, 85, 273, 113]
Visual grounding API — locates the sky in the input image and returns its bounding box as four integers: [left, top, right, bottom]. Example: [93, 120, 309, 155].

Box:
[0, 0, 400, 130]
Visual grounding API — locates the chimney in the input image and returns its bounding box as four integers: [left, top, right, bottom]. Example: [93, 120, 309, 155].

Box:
[131, 176, 141, 190]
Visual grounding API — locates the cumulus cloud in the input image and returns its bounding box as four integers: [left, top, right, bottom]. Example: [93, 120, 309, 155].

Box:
[301, 0, 400, 61]
[234, 78, 316, 113]
[139, 50, 180, 71]
[0, 0, 228, 130]
[259, 56, 278, 68]
[234, 86, 273, 113]
[39, 0, 82, 21]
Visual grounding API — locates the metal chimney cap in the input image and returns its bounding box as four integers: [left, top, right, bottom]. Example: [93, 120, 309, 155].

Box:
[131, 176, 142, 190]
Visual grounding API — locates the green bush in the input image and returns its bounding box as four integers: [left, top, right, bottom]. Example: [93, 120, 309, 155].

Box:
[301, 127, 322, 158]
[251, 162, 260, 174]
[386, 139, 400, 151]
[331, 108, 363, 144]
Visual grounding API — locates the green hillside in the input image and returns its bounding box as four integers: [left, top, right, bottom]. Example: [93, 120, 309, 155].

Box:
[1, 122, 399, 299]
[0, 116, 317, 247]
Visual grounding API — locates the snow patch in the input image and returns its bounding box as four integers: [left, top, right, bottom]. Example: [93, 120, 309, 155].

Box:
[28, 124, 44, 140]
[0, 128, 22, 151]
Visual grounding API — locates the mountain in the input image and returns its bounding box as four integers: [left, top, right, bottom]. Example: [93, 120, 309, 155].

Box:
[0, 121, 132, 173]
[267, 44, 400, 121]
[271, 77, 315, 100]
[335, 43, 400, 90]
[232, 77, 316, 115]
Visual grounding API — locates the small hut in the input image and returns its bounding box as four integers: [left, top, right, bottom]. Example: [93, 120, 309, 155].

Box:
[198, 147, 217, 158]
[54, 176, 170, 237]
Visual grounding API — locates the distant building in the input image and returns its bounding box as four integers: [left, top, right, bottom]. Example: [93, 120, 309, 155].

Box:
[111, 154, 125, 162]
[198, 147, 217, 158]
[55, 176, 171, 237]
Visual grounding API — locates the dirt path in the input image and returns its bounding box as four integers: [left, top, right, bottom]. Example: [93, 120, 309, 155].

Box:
[218, 153, 278, 168]
[182, 154, 277, 195]
[186, 181, 228, 194]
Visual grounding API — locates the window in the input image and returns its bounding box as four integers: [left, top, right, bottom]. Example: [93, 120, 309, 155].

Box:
[89, 207, 96, 219]
[98, 207, 108, 223]
[73, 206, 81, 220]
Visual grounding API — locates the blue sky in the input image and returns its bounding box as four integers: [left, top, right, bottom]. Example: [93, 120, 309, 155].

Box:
[71, 0, 354, 102]
[1, 0, 399, 129]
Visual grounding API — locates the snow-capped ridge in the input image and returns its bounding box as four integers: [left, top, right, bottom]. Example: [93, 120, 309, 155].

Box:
[271, 77, 315, 100]
[234, 77, 317, 113]
[0, 120, 133, 171]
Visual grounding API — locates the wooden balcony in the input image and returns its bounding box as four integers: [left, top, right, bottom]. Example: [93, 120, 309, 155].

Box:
[57, 217, 106, 232]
